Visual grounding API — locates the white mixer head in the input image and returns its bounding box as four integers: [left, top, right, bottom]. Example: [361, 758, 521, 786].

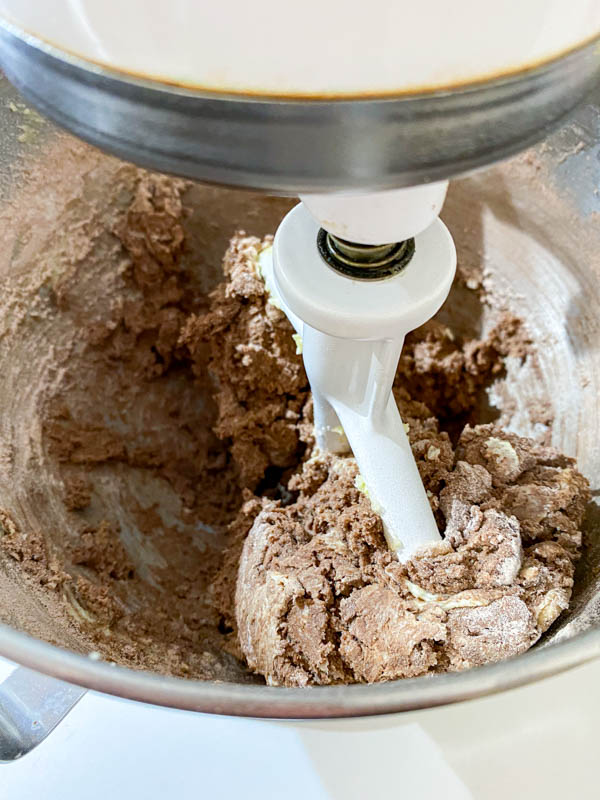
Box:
[300, 183, 448, 245]
[1, 2, 599, 189]
[2, 0, 599, 96]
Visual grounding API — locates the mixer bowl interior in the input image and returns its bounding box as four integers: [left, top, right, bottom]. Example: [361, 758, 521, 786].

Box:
[0, 76, 599, 717]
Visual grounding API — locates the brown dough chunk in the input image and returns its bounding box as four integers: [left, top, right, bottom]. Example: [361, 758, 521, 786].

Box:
[445, 595, 538, 669]
[235, 428, 588, 686]
[185, 234, 589, 687]
[180, 236, 309, 489]
[395, 315, 531, 421]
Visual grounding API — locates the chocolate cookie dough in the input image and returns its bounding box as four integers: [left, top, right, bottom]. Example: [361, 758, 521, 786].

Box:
[193, 235, 589, 686]
[0, 157, 588, 686]
[236, 435, 586, 685]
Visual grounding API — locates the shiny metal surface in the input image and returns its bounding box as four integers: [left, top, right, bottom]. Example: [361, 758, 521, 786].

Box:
[0, 622, 599, 720]
[0, 667, 85, 760]
[0, 18, 599, 192]
[316, 231, 415, 279]
[0, 76, 597, 722]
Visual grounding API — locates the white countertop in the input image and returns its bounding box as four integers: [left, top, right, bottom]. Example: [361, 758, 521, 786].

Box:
[1, 655, 598, 800]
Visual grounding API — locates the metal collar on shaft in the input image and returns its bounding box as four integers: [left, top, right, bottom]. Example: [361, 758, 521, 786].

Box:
[317, 229, 415, 279]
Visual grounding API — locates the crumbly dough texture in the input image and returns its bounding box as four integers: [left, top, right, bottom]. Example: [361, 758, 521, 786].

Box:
[236, 438, 585, 685]
[0, 163, 588, 686]
[196, 237, 589, 687]
[180, 235, 310, 491]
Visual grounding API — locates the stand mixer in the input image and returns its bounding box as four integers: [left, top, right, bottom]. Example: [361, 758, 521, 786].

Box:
[0, 0, 599, 759]
[2, 0, 598, 557]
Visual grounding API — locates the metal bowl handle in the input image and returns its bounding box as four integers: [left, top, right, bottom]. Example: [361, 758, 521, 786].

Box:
[0, 666, 86, 761]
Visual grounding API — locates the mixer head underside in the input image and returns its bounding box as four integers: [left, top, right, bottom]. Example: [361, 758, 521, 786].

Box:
[1, 19, 599, 192]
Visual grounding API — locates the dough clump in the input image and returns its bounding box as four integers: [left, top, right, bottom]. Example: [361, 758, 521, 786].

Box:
[191, 235, 589, 686]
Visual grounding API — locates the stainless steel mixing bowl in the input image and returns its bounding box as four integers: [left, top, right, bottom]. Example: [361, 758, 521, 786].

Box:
[0, 75, 599, 758]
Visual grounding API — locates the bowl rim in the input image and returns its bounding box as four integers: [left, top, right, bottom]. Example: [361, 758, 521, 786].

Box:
[0, 620, 598, 718]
